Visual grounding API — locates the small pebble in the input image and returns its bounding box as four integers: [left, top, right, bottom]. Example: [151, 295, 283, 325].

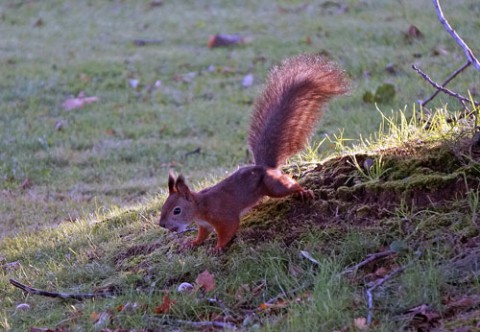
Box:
[16, 303, 30, 311]
[177, 282, 194, 292]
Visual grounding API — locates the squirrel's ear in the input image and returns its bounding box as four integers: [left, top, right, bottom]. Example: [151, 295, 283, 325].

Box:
[168, 172, 176, 194]
[175, 174, 192, 200]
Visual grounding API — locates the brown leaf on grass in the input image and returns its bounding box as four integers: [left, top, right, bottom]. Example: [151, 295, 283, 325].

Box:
[33, 18, 43, 27]
[258, 300, 288, 311]
[374, 266, 389, 278]
[442, 295, 480, 318]
[90, 311, 112, 329]
[154, 293, 175, 314]
[353, 317, 368, 330]
[62, 92, 99, 111]
[235, 284, 249, 301]
[404, 25, 423, 42]
[235, 282, 265, 303]
[149, 0, 163, 7]
[208, 34, 247, 48]
[195, 270, 216, 292]
[403, 304, 441, 331]
[21, 178, 32, 190]
[251, 281, 266, 297]
[301, 35, 312, 45]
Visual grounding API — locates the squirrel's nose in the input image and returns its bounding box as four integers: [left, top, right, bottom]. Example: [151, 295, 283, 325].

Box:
[159, 218, 166, 228]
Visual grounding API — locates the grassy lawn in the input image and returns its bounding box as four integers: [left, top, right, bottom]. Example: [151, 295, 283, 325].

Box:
[1, 0, 480, 331]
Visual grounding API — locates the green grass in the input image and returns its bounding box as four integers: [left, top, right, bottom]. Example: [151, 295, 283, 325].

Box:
[1, 0, 480, 331]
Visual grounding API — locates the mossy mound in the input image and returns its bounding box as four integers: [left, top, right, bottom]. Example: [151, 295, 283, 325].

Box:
[241, 134, 480, 242]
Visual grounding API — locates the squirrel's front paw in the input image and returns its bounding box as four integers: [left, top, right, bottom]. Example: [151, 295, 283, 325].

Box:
[208, 246, 226, 256]
[296, 189, 315, 201]
[180, 239, 200, 252]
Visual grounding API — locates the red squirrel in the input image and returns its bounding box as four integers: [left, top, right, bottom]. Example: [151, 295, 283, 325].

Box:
[159, 54, 349, 251]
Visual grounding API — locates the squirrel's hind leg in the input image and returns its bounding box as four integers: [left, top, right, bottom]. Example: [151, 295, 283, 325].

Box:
[263, 169, 314, 200]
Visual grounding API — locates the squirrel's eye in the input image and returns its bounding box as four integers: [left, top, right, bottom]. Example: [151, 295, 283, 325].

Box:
[173, 207, 182, 215]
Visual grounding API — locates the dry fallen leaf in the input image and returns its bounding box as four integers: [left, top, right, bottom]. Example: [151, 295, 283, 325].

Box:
[443, 295, 479, 317]
[374, 266, 389, 278]
[353, 317, 368, 330]
[195, 270, 216, 292]
[62, 92, 99, 111]
[154, 293, 175, 314]
[208, 34, 246, 48]
[406, 25, 423, 39]
[91, 311, 111, 329]
[404, 304, 441, 331]
[149, 0, 163, 7]
[20, 178, 32, 190]
[258, 300, 288, 311]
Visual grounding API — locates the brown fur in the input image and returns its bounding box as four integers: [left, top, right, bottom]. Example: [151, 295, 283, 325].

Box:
[248, 54, 349, 167]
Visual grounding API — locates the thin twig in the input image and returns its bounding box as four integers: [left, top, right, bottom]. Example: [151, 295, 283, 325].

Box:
[420, 61, 471, 107]
[148, 317, 237, 330]
[412, 65, 478, 106]
[366, 250, 423, 325]
[174, 319, 237, 330]
[341, 250, 396, 276]
[264, 283, 312, 306]
[9, 279, 115, 300]
[366, 263, 412, 325]
[432, 0, 480, 72]
[132, 39, 163, 46]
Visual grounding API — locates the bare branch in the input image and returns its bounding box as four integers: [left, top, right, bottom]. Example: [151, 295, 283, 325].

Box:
[420, 61, 471, 107]
[412, 65, 479, 106]
[433, 0, 480, 72]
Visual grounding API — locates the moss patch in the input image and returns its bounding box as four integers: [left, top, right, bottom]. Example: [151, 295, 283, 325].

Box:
[241, 135, 480, 243]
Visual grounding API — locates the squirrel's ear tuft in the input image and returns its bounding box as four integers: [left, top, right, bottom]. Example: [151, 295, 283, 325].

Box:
[168, 172, 176, 194]
[175, 174, 192, 200]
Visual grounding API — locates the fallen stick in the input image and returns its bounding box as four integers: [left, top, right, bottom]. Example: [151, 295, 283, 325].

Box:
[173, 319, 237, 330]
[149, 317, 237, 330]
[9, 279, 115, 300]
[366, 249, 423, 325]
[365, 263, 412, 324]
[341, 250, 396, 276]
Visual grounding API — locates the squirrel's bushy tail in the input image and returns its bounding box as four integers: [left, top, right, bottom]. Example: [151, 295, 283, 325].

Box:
[248, 54, 349, 168]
